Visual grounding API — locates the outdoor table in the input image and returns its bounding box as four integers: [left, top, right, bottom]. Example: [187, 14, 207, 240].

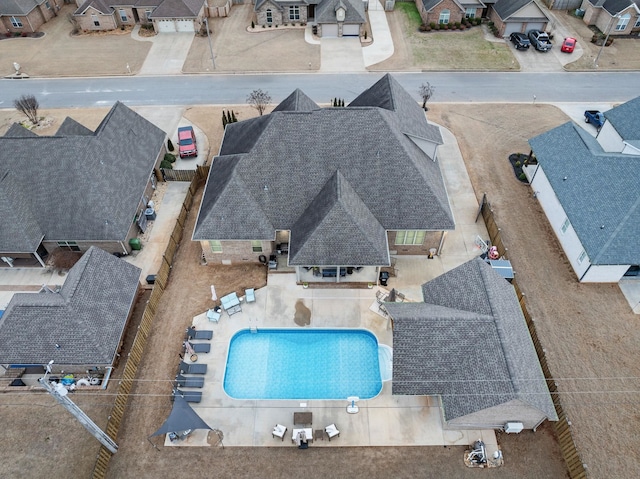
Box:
[293, 412, 312, 426]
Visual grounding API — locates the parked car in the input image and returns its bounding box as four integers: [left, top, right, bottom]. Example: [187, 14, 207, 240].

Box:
[584, 110, 605, 128]
[561, 37, 576, 53]
[178, 126, 197, 158]
[509, 32, 530, 50]
[528, 30, 552, 52]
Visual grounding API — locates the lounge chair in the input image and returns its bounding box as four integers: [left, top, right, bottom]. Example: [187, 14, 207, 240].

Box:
[272, 424, 287, 441]
[175, 374, 204, 388]
[206, 309, 221, 323]
[325, 424, 340, 441]
[179, 361, 207, 375]
[173, 389, 202, 403]
[185, 341, 211, 354]
[245, 288, 256, 303]
[186, 327, 213, 340]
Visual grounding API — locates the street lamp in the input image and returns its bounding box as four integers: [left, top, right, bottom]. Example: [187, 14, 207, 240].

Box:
[594, 13, 621, 68]
[204, 16, 216, 70]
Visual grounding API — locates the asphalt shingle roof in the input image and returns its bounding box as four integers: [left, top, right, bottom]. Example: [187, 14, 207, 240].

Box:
[272, 89, 319, 113]
[0, 102, 166, 252]
[386, 257, 557, 422]
[315, 0, 365, 23]
[529, 120, 640, 265]
[151, 0, 204, 18]
[0, 247, 141, 366]
[493, 0, 547, 20]
[603, 95, 640, 141]
[0, 0, 44, 15]
[193, 74, 454, 265]
[0, 170, 43, 252]
[587, 0, 640, 15]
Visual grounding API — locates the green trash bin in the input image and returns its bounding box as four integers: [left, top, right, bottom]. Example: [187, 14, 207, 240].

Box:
[129, 238, 142, 251]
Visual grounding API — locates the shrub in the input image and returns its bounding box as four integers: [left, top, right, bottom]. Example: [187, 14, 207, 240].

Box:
[164, 153, 176, 163]
[419, 23, 428, 32]
[519, 173, 527, 181]
[430, 22, 436, 29]
[515, 161, 521, 167]
[487, 21, 494, 27]
[251, 21, 255, 29]
[167, 139, 175, 151]
[160, 159, 173, 169]
[455, 22, 461, 28]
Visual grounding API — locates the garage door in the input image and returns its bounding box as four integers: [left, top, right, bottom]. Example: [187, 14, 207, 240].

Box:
[343, 24, 360, 36]
[503, 22, 523, 36]
[322, 24, 338, 37]
[156, 20, 176, 33]
[525, 22, 546, 32]
[176, 20, 195, 32]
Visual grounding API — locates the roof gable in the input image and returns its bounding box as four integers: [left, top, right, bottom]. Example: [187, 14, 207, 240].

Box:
[0, 170, 43, 252]
[0, 247, 141, 365]
[0, 0, 42, 15]
[315, 0, 365, 23]
[493, 0, 545, 19]
[273, 89, 320, 112]
[151, 0, 204, 18]
[604, 95, 640, 141]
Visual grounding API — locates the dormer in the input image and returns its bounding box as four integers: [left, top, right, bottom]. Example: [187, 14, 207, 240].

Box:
[335, 1, 346, 22]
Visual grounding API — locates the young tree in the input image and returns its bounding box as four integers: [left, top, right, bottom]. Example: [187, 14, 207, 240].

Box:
[226, 110, 232, 124]
[222, 110, 228, 128]
[246, 89, 272, 116]
[418, 82, 435, 111]
[167, 138, 175, 151]
[231, 110, 237, 122]
[14, 94, 40, 125]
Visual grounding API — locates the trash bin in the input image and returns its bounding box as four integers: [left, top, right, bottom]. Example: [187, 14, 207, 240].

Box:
[144, 208, 156, 220]
[379, 271, 390, 287]
[146, 274, 156, 285]
[129, 238, 142, 250]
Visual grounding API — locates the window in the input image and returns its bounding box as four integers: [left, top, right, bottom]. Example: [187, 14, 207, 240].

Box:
[289, 5, 300, 21]
[57, 241, 80, 252]
[635, 17, 640, 28]
[465, 8, 475, 19]
[615, 13, 630, 31]
[210, 240, 222, 253]
[577, 250, 587, 264]
[92, 14, 100, 27]
[395, 230, 426, 246]
[439, 9, 450, 24]
[560, 218, 570, 234]
[251, 241, 263, 253]
[45, 1, 51, 9]
[11, 16, 23, 28]
[119, 9, 127, 22]
[266, 9, 273, 24]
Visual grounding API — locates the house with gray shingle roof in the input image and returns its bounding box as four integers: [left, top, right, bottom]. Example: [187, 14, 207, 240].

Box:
[254, 0, 364, 37]
[385, 257, 557, 430]
[488, 0, 549, 36]
[0, 0, 62, 35]
[0, 246, 141, 370]
[415, 0, 485, 27]
[193, 74, 454, 285]
[0, 102, 166, 267]
[527, 96, 640, 283]
[73, 0, 205, 33]
[581, 0, 640, 37]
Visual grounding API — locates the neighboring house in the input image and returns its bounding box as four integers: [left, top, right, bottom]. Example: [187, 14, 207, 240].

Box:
[0, 102, 166, 266]
[0, 246, 141, 371]
[254, 0, 365, 37]
[73, 0, 206, 33]
[489, 0, 549, 36]
[526, 96, 640, 283]
[581, 0, 640, 36]
[385, 257, 558, 430]
[0, 0, 62, 35]
[415, 0, 485, 26]
[193, 74, 455, 285]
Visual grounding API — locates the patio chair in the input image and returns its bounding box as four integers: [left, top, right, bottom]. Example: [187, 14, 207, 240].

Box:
[172, 388, 202, 403]
[245, 288, 256, 303]
[272, 424, 287, 441]
[206, 308, 221, 323]
[324, 424, 340, 441]
[179, 361, 207, 375]
[185, 341, 210, 354]
[175, 374, 204, 388]
[186, 327, 213, 340]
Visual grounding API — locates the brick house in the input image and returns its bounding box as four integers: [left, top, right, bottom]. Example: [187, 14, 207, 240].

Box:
[581, 0, 640, 36]
[254, 0, 365, 37]
[193, 74, 455, 286]
[488, 0, 549, 36]
[73, 0, 206, 33]
[415, 0, 485, 26]
[0, 0, 63, 35]
[0, 102, 166, 267]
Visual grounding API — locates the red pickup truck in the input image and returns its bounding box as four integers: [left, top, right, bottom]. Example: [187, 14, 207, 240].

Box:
[178, 126, 197, 158]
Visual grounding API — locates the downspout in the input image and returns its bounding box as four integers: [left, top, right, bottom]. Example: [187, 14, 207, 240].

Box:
[119, 241, 128, 255]
[436, 231, 447, 255]
[33, 251, 46, 268]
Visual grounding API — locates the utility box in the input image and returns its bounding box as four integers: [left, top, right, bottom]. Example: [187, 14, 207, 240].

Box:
[504, 422, 524, 433]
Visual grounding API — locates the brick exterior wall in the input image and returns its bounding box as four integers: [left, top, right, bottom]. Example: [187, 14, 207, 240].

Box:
[414, 0, 468, 25]
[74, 8, 118, 31]
[200, 240, 275, 264]
[1, 0, 61, 33]
[581, 1, 640, 35]
[255, 1, 308, 26]
[387, 231, 443, 255]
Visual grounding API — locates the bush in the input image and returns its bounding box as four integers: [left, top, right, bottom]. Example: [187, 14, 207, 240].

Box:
[251, 21, 255, 29]
[455, 22, 461, 28]
[167, 139, 174, 151]
[519, 173, 527, 181]
[487, 21, 494, 27]
[419, 23, 428, 32]
[160, 159, 173, 169]
[164, 153, 176, 163]
[430, 22, 436, 29]
[515, 161, 521, 167]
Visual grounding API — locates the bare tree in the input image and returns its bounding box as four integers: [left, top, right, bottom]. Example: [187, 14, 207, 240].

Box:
[418, 83, 435, 111]
[246, 89, 272, 116]
[14, 94, 40, 125]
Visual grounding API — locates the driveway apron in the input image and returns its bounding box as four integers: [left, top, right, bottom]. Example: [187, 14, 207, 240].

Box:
[320, 38, 365, 72]
[138, 31, 195, 75]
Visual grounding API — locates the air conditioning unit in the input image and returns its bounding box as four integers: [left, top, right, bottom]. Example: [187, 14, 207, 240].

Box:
[504, 422, 524, 433]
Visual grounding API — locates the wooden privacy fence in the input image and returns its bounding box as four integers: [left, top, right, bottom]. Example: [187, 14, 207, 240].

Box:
[92, 168, 206, 479]
[478, 194, 587, 479]
[161, 169, 197, 182]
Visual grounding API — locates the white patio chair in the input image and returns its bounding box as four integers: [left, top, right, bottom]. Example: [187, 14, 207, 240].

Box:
[272, 424, 287, 441]
[325, 424, 340, 441]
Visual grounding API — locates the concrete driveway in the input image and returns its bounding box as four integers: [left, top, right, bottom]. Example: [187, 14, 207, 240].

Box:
[136, 28, 195, 75]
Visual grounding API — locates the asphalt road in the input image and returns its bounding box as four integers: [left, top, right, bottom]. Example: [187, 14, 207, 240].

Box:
[1, 72, 640, 108]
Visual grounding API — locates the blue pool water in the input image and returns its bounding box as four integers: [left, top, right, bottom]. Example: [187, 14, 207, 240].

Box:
[224, 329, 382, 400]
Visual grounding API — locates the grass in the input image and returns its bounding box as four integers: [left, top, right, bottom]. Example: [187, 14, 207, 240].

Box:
[395, 1, 422, 27]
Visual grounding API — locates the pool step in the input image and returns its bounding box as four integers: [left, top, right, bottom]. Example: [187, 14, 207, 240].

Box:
[250, 326, 258, 333]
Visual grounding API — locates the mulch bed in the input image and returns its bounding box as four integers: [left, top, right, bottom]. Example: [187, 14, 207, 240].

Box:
[1, 32, 44, 40]
[508, 153, 531, 184]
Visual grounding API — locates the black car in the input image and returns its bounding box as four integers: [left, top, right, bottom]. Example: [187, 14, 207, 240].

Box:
[509, 32, 530, 50]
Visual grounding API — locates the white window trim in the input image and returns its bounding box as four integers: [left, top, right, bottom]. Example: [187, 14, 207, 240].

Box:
[289, 5, 300, 21]
[615, 14, 630, 31]
[560, 218, 570, 234]
[210, 240, 222, 253]
[395, 230, 426, 246]
[465, 8, 475, 19]
[439, 10, 450, 24]
[577, 250, 587, 264]
[11, 16, 23, 28]
[119, 9, 127, 22]
[251, 240, 263, 253]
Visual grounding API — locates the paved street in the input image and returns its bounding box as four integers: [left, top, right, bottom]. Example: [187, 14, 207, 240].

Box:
[2, 72, 640, 108]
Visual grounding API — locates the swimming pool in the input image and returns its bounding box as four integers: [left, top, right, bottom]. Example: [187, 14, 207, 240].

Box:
[223, 329, 382, 400]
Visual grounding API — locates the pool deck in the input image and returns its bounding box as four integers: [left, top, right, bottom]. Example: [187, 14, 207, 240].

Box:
[176, 125, 499, 452]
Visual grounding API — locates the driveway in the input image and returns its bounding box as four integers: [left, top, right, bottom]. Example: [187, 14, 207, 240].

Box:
[135, 28, 195, 75]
